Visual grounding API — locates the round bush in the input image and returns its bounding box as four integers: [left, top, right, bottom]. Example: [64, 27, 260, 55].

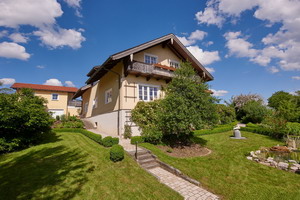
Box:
[110, 144, 124, 162]
[102, 136, 119, 147]
[130, 136, 144, 144]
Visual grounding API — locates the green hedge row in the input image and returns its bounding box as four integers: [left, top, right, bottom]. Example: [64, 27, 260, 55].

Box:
[53, 128, 103, 144]
[194, 122, 238, 136]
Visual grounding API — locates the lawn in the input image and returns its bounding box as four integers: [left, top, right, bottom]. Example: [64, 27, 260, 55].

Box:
[140, 131, 300, 200]
[0, 131, 182, 200]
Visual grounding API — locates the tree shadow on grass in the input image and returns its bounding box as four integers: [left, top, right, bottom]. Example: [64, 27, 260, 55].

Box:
[0, 145, 91, 200]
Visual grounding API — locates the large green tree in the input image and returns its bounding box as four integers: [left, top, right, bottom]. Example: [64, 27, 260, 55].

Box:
[132, 62, 219, 144]
[268, 91, 293, 110]
[0, 88, 53, 152]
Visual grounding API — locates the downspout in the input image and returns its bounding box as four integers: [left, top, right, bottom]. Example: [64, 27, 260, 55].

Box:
[103, 67, 121, 136]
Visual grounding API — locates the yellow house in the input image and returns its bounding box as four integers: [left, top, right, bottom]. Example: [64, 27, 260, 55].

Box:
[11, 83, 81, 118]
[74, 33, 213, 136]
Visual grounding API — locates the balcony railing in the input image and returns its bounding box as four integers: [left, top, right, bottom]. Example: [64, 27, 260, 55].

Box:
[68, 100, 82, 107]
[127, 61, 173, 79]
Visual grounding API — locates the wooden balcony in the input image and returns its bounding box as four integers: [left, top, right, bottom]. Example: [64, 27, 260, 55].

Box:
[126, 61, 174, 81]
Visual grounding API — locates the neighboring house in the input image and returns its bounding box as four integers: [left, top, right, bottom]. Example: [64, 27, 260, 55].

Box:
[73, 33, 213, 136]
[11, 83, 81, 118]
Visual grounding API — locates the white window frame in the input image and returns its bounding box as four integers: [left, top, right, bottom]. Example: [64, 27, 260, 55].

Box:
[105, 88, 112, 104]
[52, 93, 59, 101]
[144, 53, 158, 64]
[138, 84, 160, 102]
[93, 97, 98, 109]
[169, 59, 180, 68]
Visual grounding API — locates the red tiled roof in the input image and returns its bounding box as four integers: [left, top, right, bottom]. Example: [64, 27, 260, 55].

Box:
[11, 83, 78, 93]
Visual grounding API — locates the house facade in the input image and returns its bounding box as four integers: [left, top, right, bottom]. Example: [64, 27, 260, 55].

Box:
[11, 83, 81, 118]
[74, 34, 213, 137]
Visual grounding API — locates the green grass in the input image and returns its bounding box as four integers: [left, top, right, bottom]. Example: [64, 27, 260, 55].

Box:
[140, 131, 300, 200]
[0, 132, 182, 200]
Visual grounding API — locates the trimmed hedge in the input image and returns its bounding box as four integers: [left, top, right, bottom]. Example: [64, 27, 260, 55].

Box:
[194, 122, 238, 136]
[130, 136, 144, 144]
[102, 136, 119, 147]
[110, 144, 124, 162]
[53, 128, 102, 144]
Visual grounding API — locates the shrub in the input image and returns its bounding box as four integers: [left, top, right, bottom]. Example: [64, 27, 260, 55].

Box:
[53, 128, 102, 144]
[56, 115, 60, 121]
[194, 122, 237, 136]
[102, 136, 119, 147]
[61, 121, 84, 128]
[240, 100, 270, 123]
[141, 126, 163, 144]
[286, 122, 300, 136]
[110, 144, 124, 162]
[123, 125, 132, 139]
[130, 136, 144, 144]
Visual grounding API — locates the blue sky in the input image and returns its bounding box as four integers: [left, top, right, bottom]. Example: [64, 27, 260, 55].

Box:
[0, 0, 299, 102]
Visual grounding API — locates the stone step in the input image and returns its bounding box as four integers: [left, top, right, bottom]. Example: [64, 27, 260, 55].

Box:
[141, 162, 160, 170]
[137, 154, 153, 160]
[138, 158, 156, 165]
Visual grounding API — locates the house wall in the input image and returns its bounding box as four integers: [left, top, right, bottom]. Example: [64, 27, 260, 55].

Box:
[134, 44, 181, 66]
[35, 90, 68, 112]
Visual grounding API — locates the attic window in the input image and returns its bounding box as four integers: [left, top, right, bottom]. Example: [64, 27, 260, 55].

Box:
[169, 60, 180, 68]
[144, 54, 158, 64]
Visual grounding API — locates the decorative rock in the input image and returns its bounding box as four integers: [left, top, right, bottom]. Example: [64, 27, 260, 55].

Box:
[260, 162, 271, 167]
[290, 166, 299, 172]
[288, 160, 297, 164]
[255, 150, 261, 154]
[254, 158, 260, 162]
[278, 162, 289, 170]
[292, 163, 300, 168]
[246, 156, 253, 160]
[267, 157, 274, 162]
[269, 161, 278, 167]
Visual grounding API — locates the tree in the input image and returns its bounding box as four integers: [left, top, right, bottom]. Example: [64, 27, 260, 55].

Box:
[228, 93, 264, 121]
[132, 62, 219, 144]
[268, 91, 293, 110]
[0, 88, 53, 152]
[215, 104, 236, 124]
[239, 100, 270, 123]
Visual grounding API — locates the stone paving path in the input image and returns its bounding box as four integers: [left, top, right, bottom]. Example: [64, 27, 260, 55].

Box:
[149, 167, 219, 200]
[86, 128, 219, 200]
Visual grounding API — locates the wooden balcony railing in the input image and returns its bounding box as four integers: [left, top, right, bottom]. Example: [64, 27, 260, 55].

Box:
[126, 61, 174, 80]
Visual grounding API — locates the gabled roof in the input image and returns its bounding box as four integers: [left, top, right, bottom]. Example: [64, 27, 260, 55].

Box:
[11, 83, 78, 93]
[86, 33, 214, 84]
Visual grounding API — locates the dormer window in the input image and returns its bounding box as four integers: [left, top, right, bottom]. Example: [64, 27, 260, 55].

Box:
[144, 54, 158, 64]
[169, 60, 180, 68]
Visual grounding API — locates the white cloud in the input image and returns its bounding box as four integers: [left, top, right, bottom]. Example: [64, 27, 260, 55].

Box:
[44, 78, 63, 86]
[218, 0, 259, 16]
[0, 0, 63, 28]
[9, 33, 28, 43]
[34, 27, 86, 49]
[0, 30, 8, 38]
[177, 36, 196, 46]
[195, 7, 224, 27]
[205, 67, 215, 73]
[0, 78, 16, 85]
[0, 42, 30, 60]
[198, 0, 300, 72]
[36, 65, 45, 69]
[65, 81, 75, 87]
[211, 89, 229, 97]
[187, 45, 220, 65]
[267, 66, 279, 74]
[292, 76, 300, 80]
[189, 30, 207, 41]
[177, 30, 207, 46]
[224, 31, 258, 58]
[63, 0, 82, 17]
[0, 0, 86, 51]
[203, 41, 214, 47]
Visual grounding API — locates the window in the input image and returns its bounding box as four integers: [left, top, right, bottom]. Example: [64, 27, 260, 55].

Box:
[105, 88, 112, 104]
[144, 54, 158, 64]
[169, 60, 180, 68]
[93, 97, 98, 109]
[52, 93, 59, 100]
[139, 85, 159, 101]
